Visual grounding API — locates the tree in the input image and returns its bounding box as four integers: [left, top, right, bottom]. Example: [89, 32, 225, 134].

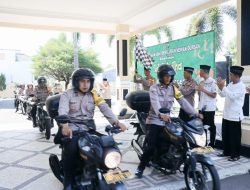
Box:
[0, 73, 6, 91]
[107, 25, 173, 66]
[33, 34, 102, 89]
[141, 26, 173, 44]
[73, 32, 97, 69]
[226, 37, 237, 65]
[186, 5, 237, 53]
[73, 32, 80, 69]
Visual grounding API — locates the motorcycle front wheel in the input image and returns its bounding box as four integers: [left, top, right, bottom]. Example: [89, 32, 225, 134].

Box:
[184, 161, 220, 190]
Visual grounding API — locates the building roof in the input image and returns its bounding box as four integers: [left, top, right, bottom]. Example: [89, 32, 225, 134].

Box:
[0, 0, 229, 34]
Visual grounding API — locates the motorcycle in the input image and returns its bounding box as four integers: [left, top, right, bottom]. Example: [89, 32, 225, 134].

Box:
[27, 98, 53, 140]
[126, 90, 220, 190]
[26, 95, 35, 120]
[14, 91, 18, 108]
[19, 96, 27, 115]
[46, 95, 130, 190]
[14, 92, 26, 114]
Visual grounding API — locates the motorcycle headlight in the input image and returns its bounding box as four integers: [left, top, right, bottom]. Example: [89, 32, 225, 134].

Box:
[192, 132, 206, 147]
[104, 150, 121, 169]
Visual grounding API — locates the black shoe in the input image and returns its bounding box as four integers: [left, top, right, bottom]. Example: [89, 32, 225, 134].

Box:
[228, 156, 240, 161]
[217, 153, 228, 157]
[208, 143, 215, 148]
[63, 185, 72, 190]
[33, 123, 37, 128]
[63, 175, 73, 190]
[135, 168, 144, 178]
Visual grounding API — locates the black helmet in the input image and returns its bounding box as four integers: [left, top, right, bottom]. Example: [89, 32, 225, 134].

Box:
[71, 68, 95, 92]
[157, 64, 176, 84]
[37, 76, 47, 86]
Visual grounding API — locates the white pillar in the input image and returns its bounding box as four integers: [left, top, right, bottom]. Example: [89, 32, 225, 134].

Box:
[115, 24, 131, 108]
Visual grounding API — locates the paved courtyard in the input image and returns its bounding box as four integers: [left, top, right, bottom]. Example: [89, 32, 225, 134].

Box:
[0, 100, 250, 190]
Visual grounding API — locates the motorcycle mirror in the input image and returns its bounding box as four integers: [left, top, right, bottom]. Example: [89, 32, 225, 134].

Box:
[119, 108, 127, 117]
[159, 108, 170, 114]
[105, 125, 113, 133]
[55, 115, 71, 124]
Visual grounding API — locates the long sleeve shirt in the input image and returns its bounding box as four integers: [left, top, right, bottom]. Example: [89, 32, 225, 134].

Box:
[134, 74, 156, 91]
[58, 89, 118, 130]
[180, 78, 197, 107]
[198, 77, 217, 111]
[146, 83, 196, 126]
[218, 81, 246, 121]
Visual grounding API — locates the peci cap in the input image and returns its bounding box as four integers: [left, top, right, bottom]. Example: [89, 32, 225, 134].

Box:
[230, 66, 244, 76]
[184, 67, 194, 73]
[200, 65, 211, 71]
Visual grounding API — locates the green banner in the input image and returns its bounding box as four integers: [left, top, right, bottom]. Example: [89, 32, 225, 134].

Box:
[136, 31, 215, 82]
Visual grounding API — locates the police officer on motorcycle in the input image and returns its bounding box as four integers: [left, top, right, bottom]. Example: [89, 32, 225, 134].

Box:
[31, 76, 51, 127]
[15, 84, 25, 112]
[24, 83, 34, 115]
[135, 64, 197, 178]
[58, 68, 127, 190]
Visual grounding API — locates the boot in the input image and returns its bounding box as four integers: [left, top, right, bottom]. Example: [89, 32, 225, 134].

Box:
[63, 174, 73, 190]
[32, 119, 37, 128]
[135, 167, 144, 178]
[63, 185, 72, 190]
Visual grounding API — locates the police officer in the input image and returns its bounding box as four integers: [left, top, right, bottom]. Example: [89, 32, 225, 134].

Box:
[58, 68, 127, 190]
[179, 67, 197, 122]
[135, 64, 196, 178]
[25, 83, 34, 97]
[196, 65, 217, 147]
[31, 77, 51, 127]
[25, 83, 34, 119]
[53, 82, 63, 95]
[134, 67, 156, 91]
[217, 66, 246, 161]
[15, 84, 25, 112]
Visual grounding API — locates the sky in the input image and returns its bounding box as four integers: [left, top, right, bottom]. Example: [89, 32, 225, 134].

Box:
[0, 0, 236, 69]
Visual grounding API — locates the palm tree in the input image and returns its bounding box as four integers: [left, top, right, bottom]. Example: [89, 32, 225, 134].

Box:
[73, 32, 97, 69]
[107, 25, 173, 66]
[186, 5, 236, 53]
[141, 25, 173, 44]
[73, 32, 80, 69]
[107, 35, 115, 47]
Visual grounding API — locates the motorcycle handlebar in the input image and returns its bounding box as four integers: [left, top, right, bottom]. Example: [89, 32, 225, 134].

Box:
[61, 130, 87, 143]
[61, 125, 122, 143]
[105, 125, 122, 135]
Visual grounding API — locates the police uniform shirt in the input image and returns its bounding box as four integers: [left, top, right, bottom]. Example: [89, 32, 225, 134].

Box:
[25, 89, 34, 97]
[34, 86, 50, 103]
[146, 83, 196, 126]
[180, 78, 197, 107]
[198, 77, 217, 111]
[17, 88, 25, 96]
[134, 74, 156, 91]
[58, 89, 117, 131]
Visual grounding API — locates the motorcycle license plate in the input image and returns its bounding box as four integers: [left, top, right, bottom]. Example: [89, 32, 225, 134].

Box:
[192, 146, 215, 154]
[103, 170, 131, 184]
